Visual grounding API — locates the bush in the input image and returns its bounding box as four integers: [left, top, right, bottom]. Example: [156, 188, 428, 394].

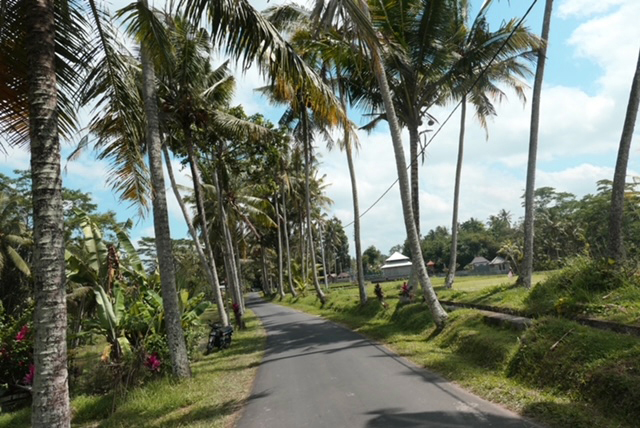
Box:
[0, 306, 34, 394]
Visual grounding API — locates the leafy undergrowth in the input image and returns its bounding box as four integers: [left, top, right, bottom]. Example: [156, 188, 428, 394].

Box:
[274, 282, 639, 428]
[0, 310, 265, 428]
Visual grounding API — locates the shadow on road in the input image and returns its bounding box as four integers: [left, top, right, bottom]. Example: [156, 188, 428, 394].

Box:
[365, 408, 538, 427]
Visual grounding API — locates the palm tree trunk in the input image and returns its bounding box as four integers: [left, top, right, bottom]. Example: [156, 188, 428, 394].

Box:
[409, 124, 421, 240]
[344, 107, 367, 304]
[362, 2, 447, 327]
[163, 147, 229, 327]
[302, 106, 327, 304]
[608, 47, 640, 261]
[299, 210, 306, 281]
[407, 124, 421, 291]
[233, 235, 246, 311]
[213, 170, 245, 327]
[282, 189, 296, 296]
[140, 40, 191, 378]
[275, 196, 285, 298]
[318, 221, 330, 290]
[260, 242, 270, 294]
[445, 97, 467, 289]
[26, 2, 71, 425]
[520, 0, 553, 289]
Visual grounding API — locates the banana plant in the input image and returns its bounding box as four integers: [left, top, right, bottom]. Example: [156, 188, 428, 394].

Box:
[90, 284, 129, 361]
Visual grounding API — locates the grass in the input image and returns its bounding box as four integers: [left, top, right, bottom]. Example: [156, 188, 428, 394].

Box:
[0, 309, 266, 428]
[274, 277, 640, 428]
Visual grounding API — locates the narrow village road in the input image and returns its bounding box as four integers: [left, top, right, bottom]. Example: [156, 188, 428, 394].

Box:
[236, 294, 540, 428]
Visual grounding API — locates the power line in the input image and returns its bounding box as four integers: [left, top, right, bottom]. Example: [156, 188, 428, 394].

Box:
[343, 0, 539, 229]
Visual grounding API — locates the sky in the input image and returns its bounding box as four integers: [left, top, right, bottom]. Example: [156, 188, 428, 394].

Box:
[1, 0, 639, 258]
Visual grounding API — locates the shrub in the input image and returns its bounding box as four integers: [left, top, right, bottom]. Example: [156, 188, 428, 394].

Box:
[0, 306, 34, 393]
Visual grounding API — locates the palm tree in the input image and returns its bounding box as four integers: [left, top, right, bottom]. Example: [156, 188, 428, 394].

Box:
[265, 2, 368, 304]
[608, 47, 640, 261]
[311, 0, 448, 327]
[4, 0, 90, 423]
[444, 0, 538, 289]
[520, 0, 554, 289]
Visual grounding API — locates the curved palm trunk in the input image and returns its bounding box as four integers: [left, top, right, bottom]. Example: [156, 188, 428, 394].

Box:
[362, 3, 447, 327]
[445, 97, 467, 289]
[275, 196, 285, 298]
[343, 103, 367, 304]
[608, 47, 640, 261]
[520, 0, 553, 289]
[163, 147, 229, 327]
[302, 107, 327, 304]
[140, 42, 191, 378]
[282, 189, 296, 296]
[26, 2, 71, 425]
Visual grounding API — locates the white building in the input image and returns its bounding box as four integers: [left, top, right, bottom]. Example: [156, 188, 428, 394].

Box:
[381, 252, 412, 280]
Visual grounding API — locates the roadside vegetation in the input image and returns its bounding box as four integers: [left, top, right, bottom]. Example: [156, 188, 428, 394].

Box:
[0, 309, 265, 428]
[273, 261, 640, 428]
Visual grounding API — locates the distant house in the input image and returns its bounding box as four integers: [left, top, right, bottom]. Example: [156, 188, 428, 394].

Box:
[466, 256, 490, 270]
[381, 252, 412, 280]
[336, 272, 351, 283]
[464, 255, 511, 275]
[489, 256, 510, 273]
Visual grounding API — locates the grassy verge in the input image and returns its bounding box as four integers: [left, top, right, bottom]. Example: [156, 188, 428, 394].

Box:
[436, 259, 640, 325]
[0, 310, 265, 428]
[275, 282, 639, 428]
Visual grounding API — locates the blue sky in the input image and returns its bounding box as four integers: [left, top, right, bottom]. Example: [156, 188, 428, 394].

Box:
[1, 0, 639, 257]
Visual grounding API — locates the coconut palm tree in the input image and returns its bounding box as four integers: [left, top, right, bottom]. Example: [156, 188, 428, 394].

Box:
[309, 0, 448, 327]
[520, 0, 554, 289]
[443, 0, 538, 289]
[1, 0, 90, 423]
[608, 47, 640, 262]
[265, 2, 369, 304]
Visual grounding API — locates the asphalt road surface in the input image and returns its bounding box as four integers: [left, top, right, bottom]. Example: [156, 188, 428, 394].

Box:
[236, 294, 540, 428]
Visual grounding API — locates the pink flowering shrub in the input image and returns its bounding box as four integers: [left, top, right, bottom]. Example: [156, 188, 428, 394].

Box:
[0, 307, 34, 390]
[144, 353, 161, 372]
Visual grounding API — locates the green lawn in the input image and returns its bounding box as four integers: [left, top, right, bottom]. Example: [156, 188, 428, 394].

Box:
[0, 310, 265, 428]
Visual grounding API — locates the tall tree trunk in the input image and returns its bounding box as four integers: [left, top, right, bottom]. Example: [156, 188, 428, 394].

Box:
[318, 222, 330, 290]
[608, 48, 640, 262]
[26, 2, 71, 425]
[260, 242, 271, 294]
[520, 0, 553, 289]
[140, 40, 191, 378]
[299, 210, 306, 282]
[275, 196, 285, 298]
[213, 170, 245, 327]
[343, 102, 367, 304]
[407, 124, 421, 291]
[361, 2, 447, 327]
[233, 235, 246, 310]
[282, 189, 296, 296]
[163, 147, 229, 327]
[445, 97, 467, 289]
[302, 106, 327, 304]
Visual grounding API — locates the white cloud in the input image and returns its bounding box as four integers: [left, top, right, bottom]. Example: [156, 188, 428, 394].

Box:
[558, 0, 626, 18]
[0, 145, 30, 171]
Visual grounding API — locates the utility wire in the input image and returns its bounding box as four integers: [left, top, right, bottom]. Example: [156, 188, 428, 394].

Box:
[343, 0, 539, 229]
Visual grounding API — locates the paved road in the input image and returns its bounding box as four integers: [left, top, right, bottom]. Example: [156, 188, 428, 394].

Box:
[236, 295, 539, 428]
